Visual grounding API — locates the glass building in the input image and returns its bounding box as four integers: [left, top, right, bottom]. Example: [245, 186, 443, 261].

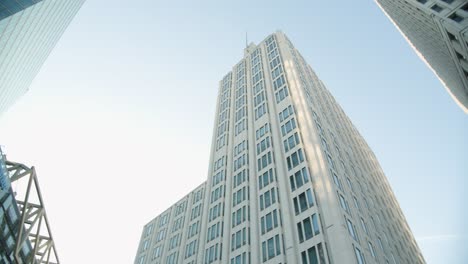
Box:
[134, 32, 425, 264]
[0, 0, 85, 116]
[376, 0, 468, 113]
[0, 146, 61, 263]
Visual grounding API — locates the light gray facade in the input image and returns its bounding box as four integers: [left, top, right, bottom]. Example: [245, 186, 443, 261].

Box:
[135, 32, 425, 264]
[0, 0, 85, 116]
[376, 0, 468, 113]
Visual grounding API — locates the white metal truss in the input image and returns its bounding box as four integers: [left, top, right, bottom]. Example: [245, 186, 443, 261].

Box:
[5, 160, 60, 264]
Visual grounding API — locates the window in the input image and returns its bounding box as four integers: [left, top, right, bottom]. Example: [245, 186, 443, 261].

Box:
[232, 186, 247, 207]
[258, 168, 275, 190]
[205, 243, 219, 263]
[281, 118, 297, 136]
[339, 194, 349, 213]
[207, 222, 222, 242]
[254, 91, 266, 107]
[212, 170, 224, 187]
[462, 3, 468, 12]
[232, 206, 248, 227]
[368, 242, 376, 258]
[354, 247, 365, 264]
[187, 221, 199, 238]
[275, 86, 289, 103]
[231, 252, 248, 264]
[297, 214, 320, 242]
[257, 151, 273, 172]
[360, 218, 369, 235]
[261, 209, 279, 234]
[449, 13, 464, 23]
[168, 234, 180, 250]
[279, 105, 294, 122]
[153, 245, 162, 258]
[332, 172, 343, 191]
[286, 149, 305, 170]
[256, 137, 271, 155]
[233, 154, 247, 172]
[209, 202, 222, 221]
[347, 219, 358, 241]
[271, 65, 283, 79]
[441, 0, 454, 4]
[289, 167, 310, 191]
[233, 169, 247, 188]
[256, 123, 270, 140]
[353, 196, 360, 210]
[284, 132, 300, 153]
[293, 189, 314, 214]
[301, 246, 319, 264]
[255, 103, 268, 120]
[261, 234, 281, 262]
[156, 229, 166, 242]
[260, 187, 277, 210]
[430, 4, 442, 12]
[416, 0, 427, 5]
[231, 228, 248, 251]
[185, 240, 198, 258]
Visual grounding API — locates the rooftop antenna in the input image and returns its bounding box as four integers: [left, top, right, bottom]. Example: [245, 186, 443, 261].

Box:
[245, 32, 248, 48]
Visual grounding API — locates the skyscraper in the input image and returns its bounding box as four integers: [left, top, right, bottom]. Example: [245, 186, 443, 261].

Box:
[134, 32, 425, 264]
[375, 0, 468, 113]
[0, 0, 85, 116]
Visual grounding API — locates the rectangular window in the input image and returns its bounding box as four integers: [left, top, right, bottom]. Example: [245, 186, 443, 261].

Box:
[258, 168, 275, 190]
[275, 86, 289, 103]
[256, 136, 271, 155]
[284, 132, 300, 153]
[347, 218, 358, 241]
[279, 105, 294, 122]
[256, 123, 270, 140]
[255, 103, 268, 120]
[289, 167, 310, 191]
[297, 214, 320, 243]
[286, 149, 305, 170]
[355, 247, 365, 264]
[301, 246, 319, 264]
[281, 118, 296, 136]
[257, 151, 273, 172]
[261, 209, 279, 234]
[293, 189, 314, 215]
[261, 234, 281, 262]
[260, 187, 277, 211]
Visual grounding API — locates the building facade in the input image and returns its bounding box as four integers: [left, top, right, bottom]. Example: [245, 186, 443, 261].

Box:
[0, 147, 61, 263]
[135, 32, 425, 264]
[0, 0, 85, 116]
[376, 0, 468, 113]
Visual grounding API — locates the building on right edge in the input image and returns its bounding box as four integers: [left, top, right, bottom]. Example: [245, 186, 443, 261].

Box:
[375, 0, 468, 113]
[135, 31, 425, 264]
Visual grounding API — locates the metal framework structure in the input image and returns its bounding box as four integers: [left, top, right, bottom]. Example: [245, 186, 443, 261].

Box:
[5, 160, 60, 264]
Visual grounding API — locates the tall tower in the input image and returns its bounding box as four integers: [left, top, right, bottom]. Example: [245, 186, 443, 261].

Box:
[375, 0, 468, 113]
[135, 31, 425, 264]
[0, 0, 85, 116]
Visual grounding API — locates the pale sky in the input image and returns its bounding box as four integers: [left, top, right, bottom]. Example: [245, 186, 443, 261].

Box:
[0, 0, 466, 263]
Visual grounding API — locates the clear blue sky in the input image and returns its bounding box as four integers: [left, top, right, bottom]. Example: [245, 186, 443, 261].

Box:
[0, 0, 466, 263]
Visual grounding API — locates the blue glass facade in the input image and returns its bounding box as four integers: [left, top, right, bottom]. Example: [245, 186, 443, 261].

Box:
[0, 148, 10, 190]
[0, 0, 85, 116]
[0, 149, 31, 263]
[0, 0, 43, 21]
